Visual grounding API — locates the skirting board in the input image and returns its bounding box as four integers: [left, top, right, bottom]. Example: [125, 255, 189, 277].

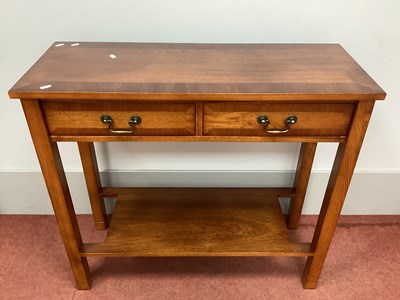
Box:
[0, 170, 399, 215]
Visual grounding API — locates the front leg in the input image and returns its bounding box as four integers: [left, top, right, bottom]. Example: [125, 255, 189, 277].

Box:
[302, 101, 375, 288]
[22, 100, 92, 289]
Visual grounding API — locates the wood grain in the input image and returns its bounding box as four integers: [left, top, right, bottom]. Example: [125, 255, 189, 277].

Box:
[82, 188, 312, 257]
[195, 102, 204, 136]
[204, 103, 354, 137]
[9, 43, 386, 101]
[42, 101, 195, 136]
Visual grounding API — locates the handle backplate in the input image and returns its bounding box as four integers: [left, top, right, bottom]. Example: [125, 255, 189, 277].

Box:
[257, 115, 297, 134]
[100, 115, 142, 134]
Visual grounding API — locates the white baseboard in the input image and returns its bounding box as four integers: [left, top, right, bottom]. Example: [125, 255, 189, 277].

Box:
[0, 171, 399, 214]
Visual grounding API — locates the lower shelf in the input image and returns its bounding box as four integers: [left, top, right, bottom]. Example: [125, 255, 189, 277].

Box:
[81, 188, 312, 257]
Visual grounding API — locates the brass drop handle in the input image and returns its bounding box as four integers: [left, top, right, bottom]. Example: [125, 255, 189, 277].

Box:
[100, 115, 142, 134]
[257, 115, 297, 134]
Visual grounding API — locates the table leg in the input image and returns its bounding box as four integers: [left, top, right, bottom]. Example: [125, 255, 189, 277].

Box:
[287, 142, 317, 229]
[78, 142, 108, 230]
[21, 100, 91, 289]
[302, 101, 375, 288]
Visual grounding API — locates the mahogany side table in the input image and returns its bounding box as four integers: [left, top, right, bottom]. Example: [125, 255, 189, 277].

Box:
[9, 42, 386, 289]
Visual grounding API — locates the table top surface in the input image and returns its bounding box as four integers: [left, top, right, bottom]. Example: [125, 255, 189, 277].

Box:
[9, 42, 386, 101]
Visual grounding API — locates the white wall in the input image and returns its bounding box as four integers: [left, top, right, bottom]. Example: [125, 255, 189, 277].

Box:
[1, 1, 399, 214]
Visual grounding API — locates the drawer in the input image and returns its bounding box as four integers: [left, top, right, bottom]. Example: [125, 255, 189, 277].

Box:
[42, 101, 196, 136]
[203, 103, 354, 137]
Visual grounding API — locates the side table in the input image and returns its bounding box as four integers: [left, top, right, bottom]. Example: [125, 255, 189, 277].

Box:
[9, 42, 386, 289]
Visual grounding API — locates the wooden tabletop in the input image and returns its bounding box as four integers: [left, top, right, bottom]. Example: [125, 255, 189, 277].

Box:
[9, 42, 386, 101]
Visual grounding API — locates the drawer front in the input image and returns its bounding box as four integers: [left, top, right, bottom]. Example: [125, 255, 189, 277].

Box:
[42, 101, 196, 136]
[204, 103, 354, 137]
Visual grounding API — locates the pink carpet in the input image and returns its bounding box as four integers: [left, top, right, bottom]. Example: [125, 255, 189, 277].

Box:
[0, 215, 399, 299]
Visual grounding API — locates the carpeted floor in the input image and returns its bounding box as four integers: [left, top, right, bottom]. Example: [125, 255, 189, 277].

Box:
[0, 215, 399, 299]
